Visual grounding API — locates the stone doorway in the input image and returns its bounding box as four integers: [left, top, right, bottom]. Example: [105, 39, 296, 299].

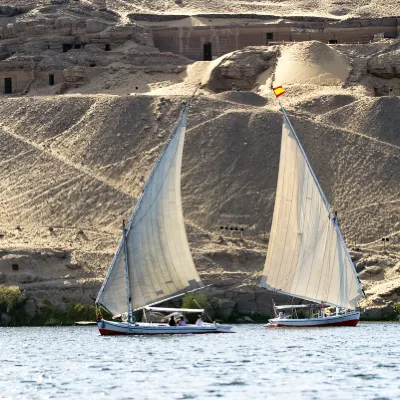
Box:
[4, 77, 12, 94]
[203, 42, 212, 61]
[63, 44, 73, 53]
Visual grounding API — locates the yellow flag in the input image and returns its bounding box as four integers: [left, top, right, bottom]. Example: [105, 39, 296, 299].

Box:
[273, 86, 285, 98]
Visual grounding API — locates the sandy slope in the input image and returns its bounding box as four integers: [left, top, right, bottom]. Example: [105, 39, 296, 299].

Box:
[3, 0, 398, 19]
[105, 0, 398, 18]
[0, 37, 399, 313]
[0, 92, 398, 241]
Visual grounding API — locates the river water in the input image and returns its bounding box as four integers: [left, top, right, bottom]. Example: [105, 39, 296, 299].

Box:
[0, 323, 399, 399]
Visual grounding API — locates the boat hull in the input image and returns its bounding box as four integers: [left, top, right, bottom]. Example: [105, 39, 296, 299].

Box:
[98, 319, 233, 335]
[265, 311, 360, 328]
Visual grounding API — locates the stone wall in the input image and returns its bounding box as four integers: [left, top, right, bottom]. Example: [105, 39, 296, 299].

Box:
[0, 63, 66, 94]
[152, 17, 399, 60]
[0, 70, 30, 93]
[0, 19, 154, 57]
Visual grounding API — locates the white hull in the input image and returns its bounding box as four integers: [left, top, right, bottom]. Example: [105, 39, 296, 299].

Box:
[98, 319, 233, 335]
[265, 311, 360, 328]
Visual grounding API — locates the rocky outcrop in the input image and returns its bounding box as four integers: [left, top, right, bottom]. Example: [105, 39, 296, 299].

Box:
[205, 283, 296, 320]
[63, 66, 86, 88]
[207, 47, 277, 92]
[359, 266, 384, 279]
[0, 5, 29, 17]
[361, 306, 395, 320]
[367, 45, 400, 79]
[15, 273, 38, 283]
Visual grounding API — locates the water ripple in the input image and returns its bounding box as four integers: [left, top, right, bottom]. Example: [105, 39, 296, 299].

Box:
[0, 324, 399, 399]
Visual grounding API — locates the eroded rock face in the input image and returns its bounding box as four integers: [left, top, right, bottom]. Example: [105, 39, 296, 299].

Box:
[367, 49, 400, 79]
[15, 273, 38, 283]
[66, 263, 81, 270]
[207, 47, 277, 92]
[0, 5, 29, 18]
[359, 266, 383, 278]
[361, 306, 394, 320]
[395, 262, 400, 273]
[356, 262, 365, 273]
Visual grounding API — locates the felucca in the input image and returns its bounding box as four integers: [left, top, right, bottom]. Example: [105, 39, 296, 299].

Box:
[95, 99, 232, 335]
[260, 87, 365, 328]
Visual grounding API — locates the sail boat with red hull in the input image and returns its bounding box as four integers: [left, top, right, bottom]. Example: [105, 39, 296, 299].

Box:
[260, 88, 365, 328]
[95, 100, 232, 335]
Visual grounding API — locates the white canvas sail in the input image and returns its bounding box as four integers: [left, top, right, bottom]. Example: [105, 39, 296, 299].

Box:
[260, 110, 363, 310]
[96, 106, 203, 316]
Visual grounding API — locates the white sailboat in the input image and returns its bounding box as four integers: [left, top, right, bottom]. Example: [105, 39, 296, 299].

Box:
[260, 97, 365, 328]
[95, 102, 232, 335]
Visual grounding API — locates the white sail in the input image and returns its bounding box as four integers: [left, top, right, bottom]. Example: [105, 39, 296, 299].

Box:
[97, 106, 203, 315]
[260, 111, 363, 310]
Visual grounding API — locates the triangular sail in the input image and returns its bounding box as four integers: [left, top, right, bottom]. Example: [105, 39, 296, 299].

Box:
[96, 106, 203, 316]
[260, 109, 363, 310]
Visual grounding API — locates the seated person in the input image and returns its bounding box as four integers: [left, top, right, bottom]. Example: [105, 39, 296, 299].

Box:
[278, 311, 286, 319]
[169, 316, 176, 326]
[178, 316, 187, 326]
[196, 316, 203, 326]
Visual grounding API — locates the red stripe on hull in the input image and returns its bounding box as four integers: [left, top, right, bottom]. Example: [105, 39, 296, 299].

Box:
[99, 328, 130, 335]
[265, 319, 359, 328]
[98, 328, 232, 335]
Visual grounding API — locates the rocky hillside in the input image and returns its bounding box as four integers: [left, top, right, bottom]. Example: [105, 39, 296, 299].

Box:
[0, 86, 399, 320]
[0, 0, 399, 322]
[2, 0, 397, 19]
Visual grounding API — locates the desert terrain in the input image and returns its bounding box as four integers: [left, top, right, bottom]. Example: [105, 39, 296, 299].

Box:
[0, 0, 399, 322]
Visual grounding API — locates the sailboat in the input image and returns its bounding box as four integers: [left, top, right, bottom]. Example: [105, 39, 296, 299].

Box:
[95, 101, 232, 335]
[260, 90, 365, 328]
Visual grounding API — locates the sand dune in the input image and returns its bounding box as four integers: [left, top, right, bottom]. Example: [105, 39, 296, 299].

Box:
[275, 41, 351, 86]
[318, 97, 400, 146]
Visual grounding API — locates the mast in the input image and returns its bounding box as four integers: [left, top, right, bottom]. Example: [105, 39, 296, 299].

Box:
[122, 219, 133, 323]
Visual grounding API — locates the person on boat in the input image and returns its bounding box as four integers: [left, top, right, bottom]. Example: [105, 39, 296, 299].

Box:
[169, 316, 176, 326]
[278, 311, 286, 319]
[178, 316, 187, 326]
[196, 315, 203, 326]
